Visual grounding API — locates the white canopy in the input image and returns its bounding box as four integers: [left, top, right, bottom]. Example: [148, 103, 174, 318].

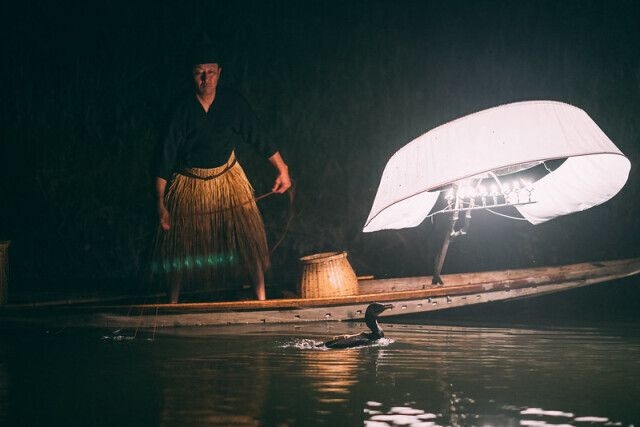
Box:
[363, 101, 630, 232]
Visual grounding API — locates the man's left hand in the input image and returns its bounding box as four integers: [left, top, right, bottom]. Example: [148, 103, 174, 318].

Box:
[272, 171, 292, 194]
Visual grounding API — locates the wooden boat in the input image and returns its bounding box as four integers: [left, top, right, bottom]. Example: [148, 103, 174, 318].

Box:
[2, 103, 635, 330]
[2, 257, 638, 329]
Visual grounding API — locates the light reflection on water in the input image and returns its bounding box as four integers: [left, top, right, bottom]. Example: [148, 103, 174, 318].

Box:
[1, 321, 639, 426]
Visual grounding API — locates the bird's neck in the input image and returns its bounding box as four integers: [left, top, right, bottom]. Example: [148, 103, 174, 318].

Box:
[366, 317, 383, 339]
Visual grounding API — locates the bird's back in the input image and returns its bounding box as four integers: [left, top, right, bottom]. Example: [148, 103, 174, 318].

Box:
[324, 332, 372, 349]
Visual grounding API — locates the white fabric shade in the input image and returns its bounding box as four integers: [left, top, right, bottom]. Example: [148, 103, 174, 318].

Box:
[363, 101, 630, 232]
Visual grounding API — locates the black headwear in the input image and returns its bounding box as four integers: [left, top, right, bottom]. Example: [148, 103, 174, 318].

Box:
[189, 34, 221, 66]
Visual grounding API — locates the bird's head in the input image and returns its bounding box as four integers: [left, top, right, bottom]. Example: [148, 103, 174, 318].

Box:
[364, 302, 394, 337]
[365, 302, 394, 319]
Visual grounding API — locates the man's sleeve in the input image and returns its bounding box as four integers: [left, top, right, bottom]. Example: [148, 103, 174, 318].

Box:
[153, 112, 182, 180]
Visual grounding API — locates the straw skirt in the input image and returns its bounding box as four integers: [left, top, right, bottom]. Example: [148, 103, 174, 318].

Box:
[152, 152, 269, 296]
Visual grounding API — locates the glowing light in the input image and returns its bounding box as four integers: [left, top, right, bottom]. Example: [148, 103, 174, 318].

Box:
[363, 100, 630, 232]
[184, 256, 193, 269]
[467, 186, 477, 199]
[151, 252, 238, 274]
[438, 177, 537, 215]
[457, 186, 466, 199]
[478, 185, 487, 206]
[445, 189, 454, 202]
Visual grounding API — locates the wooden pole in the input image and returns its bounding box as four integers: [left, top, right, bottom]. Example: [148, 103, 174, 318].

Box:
[432, 214, 454, 285]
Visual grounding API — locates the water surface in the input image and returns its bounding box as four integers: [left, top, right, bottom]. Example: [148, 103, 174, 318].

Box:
[1, 317, 639, 426]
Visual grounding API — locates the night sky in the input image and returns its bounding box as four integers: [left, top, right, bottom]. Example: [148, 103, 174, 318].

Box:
[1, 0, 639, 298]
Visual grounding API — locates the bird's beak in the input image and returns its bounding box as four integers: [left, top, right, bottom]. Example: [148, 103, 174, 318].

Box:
[383, 303, 394, 310]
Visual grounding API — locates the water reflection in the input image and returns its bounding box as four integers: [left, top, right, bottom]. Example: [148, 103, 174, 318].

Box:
[356, 323, 640, 426]
[155, 348, 269, 426]
[299, 347, 359, 402]
[363, 400, 621, 426]
[0, 321, 639, 426]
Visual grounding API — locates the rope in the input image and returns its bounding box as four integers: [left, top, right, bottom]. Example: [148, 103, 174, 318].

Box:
[269, 181, 296, 254]
[176, 180, 296, 253]
[177, 158, 238, 180]
[184, 186, 280, 216]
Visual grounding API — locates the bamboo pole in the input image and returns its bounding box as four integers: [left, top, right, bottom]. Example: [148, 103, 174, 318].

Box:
[432, 214, 455, 285]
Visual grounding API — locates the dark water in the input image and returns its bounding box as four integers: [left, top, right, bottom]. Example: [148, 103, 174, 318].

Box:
[1, 314, 639, 427]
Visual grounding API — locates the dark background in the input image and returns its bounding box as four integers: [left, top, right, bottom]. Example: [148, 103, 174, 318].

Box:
[1, 0, 639, 302]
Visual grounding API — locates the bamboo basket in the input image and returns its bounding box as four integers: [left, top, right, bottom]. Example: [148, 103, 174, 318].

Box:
[298, 251, 358, 298]
[0, 241, 9, 306]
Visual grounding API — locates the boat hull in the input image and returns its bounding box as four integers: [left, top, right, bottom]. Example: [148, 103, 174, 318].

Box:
[2, 258, 639, 328]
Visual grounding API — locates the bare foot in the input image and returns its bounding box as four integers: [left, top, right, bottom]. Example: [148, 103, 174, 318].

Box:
[170, 282, 181, 304]
[255, 287, 266, 301]
[252, 261, 266, 300]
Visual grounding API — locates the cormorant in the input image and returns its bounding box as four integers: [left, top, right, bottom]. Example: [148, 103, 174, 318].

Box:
[322, 302, 394, 349]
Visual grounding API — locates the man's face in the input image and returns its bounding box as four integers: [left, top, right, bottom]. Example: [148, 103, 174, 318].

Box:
[193, 63, 221, 97]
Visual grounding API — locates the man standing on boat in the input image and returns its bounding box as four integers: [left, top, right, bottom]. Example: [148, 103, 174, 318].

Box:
[152, 37, 291, 303]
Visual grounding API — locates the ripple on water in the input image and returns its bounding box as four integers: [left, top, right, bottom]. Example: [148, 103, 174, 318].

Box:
[278, 338, 324, 349]
[363, 400, 623, 427]
[574, 416, 610, 422]
[279, 337, 394, 350]
[389, 406, 426, 415]
[100, 333, 136, 341]
[363, 402, 441, 427]
[518, 406, 618, 426]
[520, 407, 575, 418]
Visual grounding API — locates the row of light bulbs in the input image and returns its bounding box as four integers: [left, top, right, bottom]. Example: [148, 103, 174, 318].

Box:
[444, 179, 535, 206]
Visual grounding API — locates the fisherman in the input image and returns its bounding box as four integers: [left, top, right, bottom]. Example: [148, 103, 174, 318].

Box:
[152, 37, 291, 303]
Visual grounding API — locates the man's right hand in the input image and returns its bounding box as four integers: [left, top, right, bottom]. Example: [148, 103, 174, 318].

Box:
[158, 205, 171, 231]
[155, 177, 170, 231]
